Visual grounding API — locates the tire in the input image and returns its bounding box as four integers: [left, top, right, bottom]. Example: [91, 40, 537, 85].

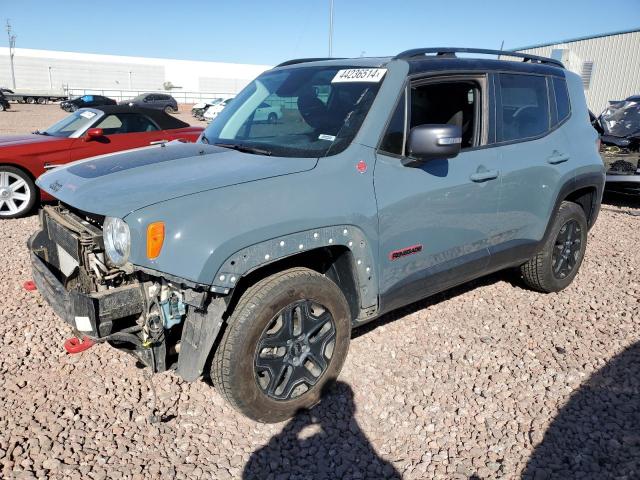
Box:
[36, 97, 47, 104]
[164, 105, 175, 114]
[268, 112, 278, 124]
[25, 97, 35, 104]
[520, 201, 588, 293]
[211, 267, 351, 423]
[0, 166, 37, 219]
[0, 104, 5, 112]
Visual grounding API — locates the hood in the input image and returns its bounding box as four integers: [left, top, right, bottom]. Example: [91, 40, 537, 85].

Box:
[37, 141, 318, 217]
[0, 134, 64, 147]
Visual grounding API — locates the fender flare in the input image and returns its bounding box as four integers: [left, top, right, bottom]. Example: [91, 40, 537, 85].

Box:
[210, 225, 378, 312]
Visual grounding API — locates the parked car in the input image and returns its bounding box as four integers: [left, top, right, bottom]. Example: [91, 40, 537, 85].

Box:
[0, 91, 10, 112]
[29, 48, 604, 422]
[191, 97, 232, 118]
[0, 105, 203, 218]
[202, 98, 234, 121]
[124, 93, 178, 114]
[61, 95, 117, 112]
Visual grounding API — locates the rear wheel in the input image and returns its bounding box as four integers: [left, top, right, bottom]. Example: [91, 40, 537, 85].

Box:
[211, 267, 351, 423]
[25, 97, 35, 104]
[520, 201, 588, 292]
[0, 104, 5, 112]
[164, 105, 175, 114]
[268, 112, 278, 124]
[0, 166, 37, 219]
[36, 97, 47, 104]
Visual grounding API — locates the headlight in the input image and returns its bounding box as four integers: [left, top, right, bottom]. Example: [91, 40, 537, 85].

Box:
[103, 216, 130, 267]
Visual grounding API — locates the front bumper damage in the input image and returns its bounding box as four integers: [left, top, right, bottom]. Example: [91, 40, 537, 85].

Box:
[28, 205, 227, 380]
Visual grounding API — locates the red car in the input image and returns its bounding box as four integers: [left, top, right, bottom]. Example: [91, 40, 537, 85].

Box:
[0, 106, 203, 218]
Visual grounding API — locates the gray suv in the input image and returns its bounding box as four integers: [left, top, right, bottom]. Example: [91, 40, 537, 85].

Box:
[29, 48, 604, 422]
[124, 93, 178, 114]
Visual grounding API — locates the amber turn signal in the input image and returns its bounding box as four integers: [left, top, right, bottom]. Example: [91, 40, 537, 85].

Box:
[146, 222, 165, 259]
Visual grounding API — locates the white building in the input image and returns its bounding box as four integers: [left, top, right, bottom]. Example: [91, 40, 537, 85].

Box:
[513, 28, 640, 113]
[0, 47, 272, 102]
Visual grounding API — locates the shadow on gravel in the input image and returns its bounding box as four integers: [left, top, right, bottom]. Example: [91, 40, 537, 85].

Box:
[522, 341, 640, 479]
[242, 381, 401, 480]
[352, 268, 521, 340]
[602, 192, 640, 210]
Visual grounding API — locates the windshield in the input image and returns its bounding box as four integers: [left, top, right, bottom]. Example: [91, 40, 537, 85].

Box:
[200, 65, 385, 157]
[600, 99, 640, 137]
[43, 109, 101, 138]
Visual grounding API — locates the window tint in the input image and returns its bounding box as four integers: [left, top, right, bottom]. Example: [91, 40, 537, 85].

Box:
[410, 81, 480, 149]
[379, 92, 406, 155]
[553, 77, 571, 122]
[95, 113, 158, 134]
[498, 74, 549, 142]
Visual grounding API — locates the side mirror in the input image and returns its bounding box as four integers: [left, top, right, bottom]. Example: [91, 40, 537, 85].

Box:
[84, 128, 104, 141]
[406, 124, 462, 162]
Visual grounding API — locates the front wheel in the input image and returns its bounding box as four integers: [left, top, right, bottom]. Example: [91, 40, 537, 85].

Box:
[211, 267, 351, 423]
[268, 112, 278, 124]
[0, 166, 37, 219]
[520, 201, 588, 292]
[164, 105, 175, 114]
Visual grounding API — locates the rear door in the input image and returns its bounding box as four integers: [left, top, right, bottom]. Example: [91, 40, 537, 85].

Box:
[491, 72, 575, 261]
[374, 74, 502, 312]
[69, 112, 162, 160]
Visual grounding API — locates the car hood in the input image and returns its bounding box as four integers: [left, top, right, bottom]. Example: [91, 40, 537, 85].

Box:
[0, 134, 64, 147]
[37, 141, 318, 218]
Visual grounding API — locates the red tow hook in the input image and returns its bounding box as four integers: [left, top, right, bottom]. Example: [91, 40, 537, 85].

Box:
[23, 280, 37, 291]
[64, 336, 95, 354]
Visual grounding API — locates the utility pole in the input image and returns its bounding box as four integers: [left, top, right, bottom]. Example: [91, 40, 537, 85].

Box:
[328, 0, 334, 57]
[6, 20, 16, 89]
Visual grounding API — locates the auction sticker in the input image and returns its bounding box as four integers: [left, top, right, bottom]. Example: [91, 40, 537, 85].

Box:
[332, 68, 387, 83]
[80, 111, 96, 119]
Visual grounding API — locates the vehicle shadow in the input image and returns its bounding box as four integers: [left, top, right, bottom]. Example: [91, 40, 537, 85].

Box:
[353, 268, 521, 340]
[242, 381, 401, 480]
[602, 191, 640, 210]
[521, 341, 640, 479]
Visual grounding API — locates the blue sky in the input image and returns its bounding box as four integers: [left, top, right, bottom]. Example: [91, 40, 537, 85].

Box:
[2, 0, 639, 65]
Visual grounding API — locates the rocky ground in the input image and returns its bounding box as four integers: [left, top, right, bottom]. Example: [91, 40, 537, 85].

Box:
[0, 105, 639, 479]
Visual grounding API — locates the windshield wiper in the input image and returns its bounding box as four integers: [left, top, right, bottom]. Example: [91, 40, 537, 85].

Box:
[214, 143, 272, 156]
[32, 130, 50, 136]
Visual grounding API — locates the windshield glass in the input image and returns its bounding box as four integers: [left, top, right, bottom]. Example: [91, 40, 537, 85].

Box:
[600, 99, 640, 137]
[43, 109, 101, 137]
[201, 65, 385, 157]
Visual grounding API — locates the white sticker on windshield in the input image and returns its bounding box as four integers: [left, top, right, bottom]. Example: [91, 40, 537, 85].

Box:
[318, 134, 336, 141]
[79, 111, 96, 119]
[332, 68, 387, 83]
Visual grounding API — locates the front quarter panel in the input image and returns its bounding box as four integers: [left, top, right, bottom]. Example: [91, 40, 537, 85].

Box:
[125, 144, 380, 310]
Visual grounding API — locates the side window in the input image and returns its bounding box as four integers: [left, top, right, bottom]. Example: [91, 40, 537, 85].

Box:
[379, 92, 406, 156]
[553, 77, 571, 123]
[498, 74, 549, 142]
[95, 114, 158, 134]
[410, 81, 481, 149]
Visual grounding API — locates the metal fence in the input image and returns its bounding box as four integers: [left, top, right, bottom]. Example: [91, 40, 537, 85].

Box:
[65, 88, 237, 105]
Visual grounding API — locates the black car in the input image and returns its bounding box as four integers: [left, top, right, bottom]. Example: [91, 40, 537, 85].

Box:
[0, 91, 10, 112]
[60, 95, 117, 112]
[122, 93, 178, 114]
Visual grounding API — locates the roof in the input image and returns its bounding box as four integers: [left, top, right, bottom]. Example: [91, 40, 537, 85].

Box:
[513, 27, 640, 51]
[88, 105, 191, 130]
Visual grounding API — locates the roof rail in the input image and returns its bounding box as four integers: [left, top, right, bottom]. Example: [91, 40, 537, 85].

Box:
[275, 57, 346, 68]
[393, 48, 564, 68]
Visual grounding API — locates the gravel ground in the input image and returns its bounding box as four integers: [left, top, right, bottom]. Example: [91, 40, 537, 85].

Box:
[1, 106, 640, 479]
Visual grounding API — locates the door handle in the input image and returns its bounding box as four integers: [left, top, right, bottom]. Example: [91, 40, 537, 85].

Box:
[547, 152, 570, 164]
[470, 170, 499, 182]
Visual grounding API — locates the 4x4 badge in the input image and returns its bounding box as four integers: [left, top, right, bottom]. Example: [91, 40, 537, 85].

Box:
[389, 244, 423, 261]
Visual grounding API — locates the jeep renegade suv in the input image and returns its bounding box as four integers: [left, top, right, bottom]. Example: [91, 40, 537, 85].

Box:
[29, 48, 604, 422]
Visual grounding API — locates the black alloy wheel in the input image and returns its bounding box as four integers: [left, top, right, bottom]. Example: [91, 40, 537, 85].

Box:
[552, 219, 582, 279]
[254, 299, 336, 401]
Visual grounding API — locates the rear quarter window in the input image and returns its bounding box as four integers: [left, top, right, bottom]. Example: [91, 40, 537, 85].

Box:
[498, 74, 550, 142]
[553, 77, 571, 123]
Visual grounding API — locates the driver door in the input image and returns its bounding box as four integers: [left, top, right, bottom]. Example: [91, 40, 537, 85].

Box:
[374, 75, 502, 313]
